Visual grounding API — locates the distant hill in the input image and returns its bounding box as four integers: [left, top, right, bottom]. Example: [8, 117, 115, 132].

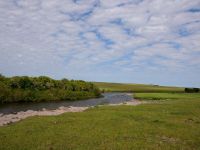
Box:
[93, 82, 184, 93]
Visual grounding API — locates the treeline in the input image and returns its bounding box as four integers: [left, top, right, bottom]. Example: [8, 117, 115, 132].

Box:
[185, 88, 200, 93]
[0, 74, 101, 104]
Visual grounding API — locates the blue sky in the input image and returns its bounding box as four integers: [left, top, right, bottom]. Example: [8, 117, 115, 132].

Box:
[0, 0, 200, 87]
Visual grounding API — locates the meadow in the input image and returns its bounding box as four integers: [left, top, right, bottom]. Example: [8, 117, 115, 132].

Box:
[93, 82, 184, 93]
[0, 93, 200, 149]
[134, 92, 200, 100]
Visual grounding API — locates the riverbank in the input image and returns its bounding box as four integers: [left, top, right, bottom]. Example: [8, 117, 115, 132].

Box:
[0, 106, 88, 126]
[0, 93, 137, 126]
[0, 99, 144, 126]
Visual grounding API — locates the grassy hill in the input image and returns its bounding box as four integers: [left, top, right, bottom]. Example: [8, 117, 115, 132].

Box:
[93, 82, 184, 93]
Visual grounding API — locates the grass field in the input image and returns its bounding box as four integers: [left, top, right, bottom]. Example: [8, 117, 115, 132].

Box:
[93, 82, 184, 93]
[0, 93, 200, 150]
[134, 93, 200, 100]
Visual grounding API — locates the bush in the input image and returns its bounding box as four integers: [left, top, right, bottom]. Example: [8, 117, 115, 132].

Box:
[185, 88, 200, 93]
[0, 82, 11, 103]
[0, 75, 101, 103]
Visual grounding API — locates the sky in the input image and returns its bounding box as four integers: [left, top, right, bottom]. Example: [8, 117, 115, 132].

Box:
[0, 0, 200, 87]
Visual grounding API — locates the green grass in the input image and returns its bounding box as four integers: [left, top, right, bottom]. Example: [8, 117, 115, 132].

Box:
[93, 82, 184, 93]
[134, 93, 200, 100]
[0, 93, 200, 149]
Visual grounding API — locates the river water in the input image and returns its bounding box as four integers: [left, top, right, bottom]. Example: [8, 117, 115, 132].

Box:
[0, 93, 133, 115]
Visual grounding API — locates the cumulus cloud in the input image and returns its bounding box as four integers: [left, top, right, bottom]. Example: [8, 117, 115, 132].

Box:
[0, 0, 200, 86]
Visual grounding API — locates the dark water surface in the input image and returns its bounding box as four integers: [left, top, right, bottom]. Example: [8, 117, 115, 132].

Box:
[0, 93, 133, 115]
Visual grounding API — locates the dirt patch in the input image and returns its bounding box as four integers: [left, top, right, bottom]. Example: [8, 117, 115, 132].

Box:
[108, 99, 146, 106]
[125, 99, 146, 105]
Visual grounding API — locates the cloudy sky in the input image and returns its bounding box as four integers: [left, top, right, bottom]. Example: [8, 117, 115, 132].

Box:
[0, 0, 200, 87]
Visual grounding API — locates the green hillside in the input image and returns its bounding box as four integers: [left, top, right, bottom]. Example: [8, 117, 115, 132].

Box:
[93, 82, 184, 93]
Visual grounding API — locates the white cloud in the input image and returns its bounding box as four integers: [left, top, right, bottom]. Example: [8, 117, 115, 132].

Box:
[0, 0, 200, 86]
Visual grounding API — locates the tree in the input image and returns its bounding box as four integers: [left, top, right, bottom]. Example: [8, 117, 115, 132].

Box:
[19, 76, 33, 89]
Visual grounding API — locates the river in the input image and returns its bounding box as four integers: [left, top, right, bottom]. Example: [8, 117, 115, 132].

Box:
[0, 93, 133, 115]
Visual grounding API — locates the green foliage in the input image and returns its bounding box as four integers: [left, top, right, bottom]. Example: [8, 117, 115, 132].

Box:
[185, 88, 200, 93]
[0, 74, 5, 81]
[0, 82, 10, 103]
[0, 75, 101, 103]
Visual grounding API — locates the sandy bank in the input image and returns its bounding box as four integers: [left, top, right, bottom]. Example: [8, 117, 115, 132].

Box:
[0, 106, 88, 126]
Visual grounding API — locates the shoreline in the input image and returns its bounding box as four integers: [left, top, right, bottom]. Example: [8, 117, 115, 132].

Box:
[0, 99, 142, 127]
[0, 106, 88, 126]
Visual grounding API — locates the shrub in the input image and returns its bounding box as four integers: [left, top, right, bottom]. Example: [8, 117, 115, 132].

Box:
[0, 75, 101, 103]
[185, 88, 200, 93]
